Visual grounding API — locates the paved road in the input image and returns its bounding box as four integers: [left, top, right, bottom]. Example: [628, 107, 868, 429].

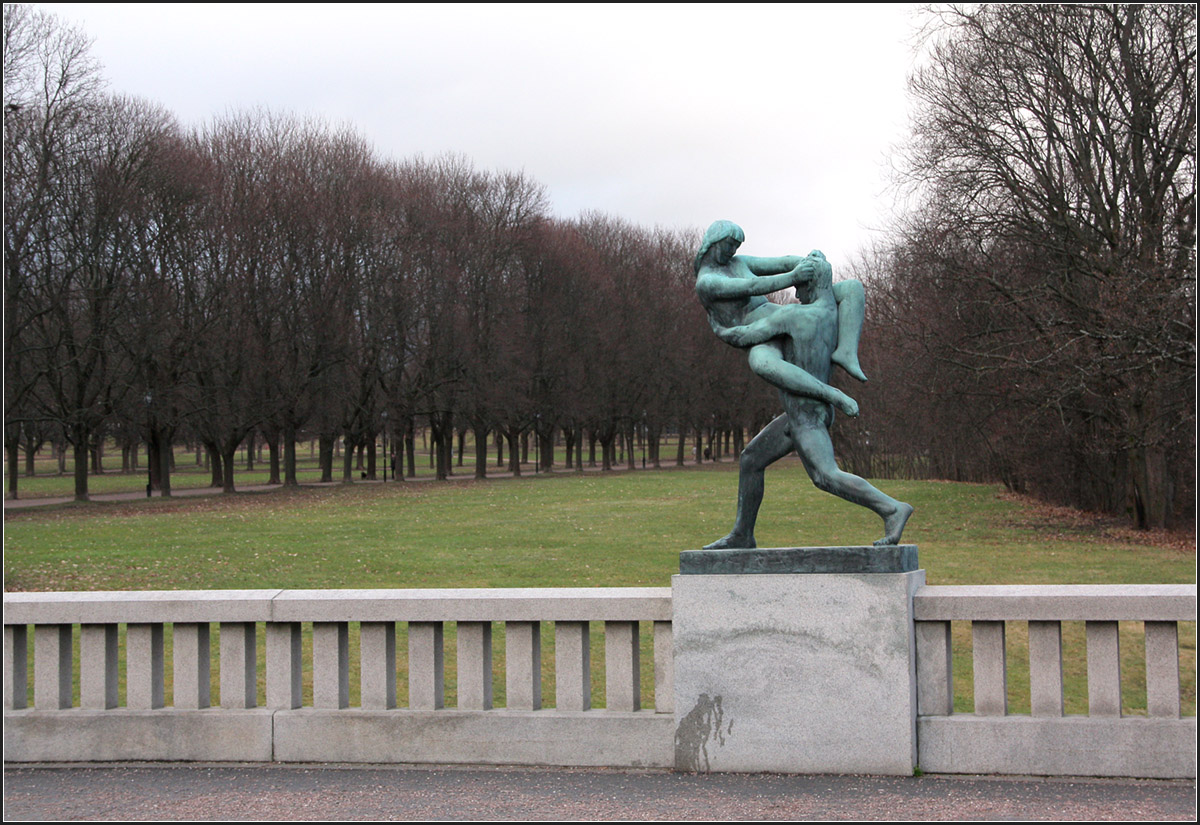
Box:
[3, 765, 1195, 821]
[4, 460, 709, 511]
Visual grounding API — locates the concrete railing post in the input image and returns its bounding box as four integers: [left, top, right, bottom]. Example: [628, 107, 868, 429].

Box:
[80, 624, 118, 710]
[653, 620, 673, 714]
[1028, 620, 1064, 717]
[174, 622, 212, 709]
[126, 623, 165, 710]
[1086, 620, 1121, 717]
[1145, 621, 1180, 718]
[914, 620, 953, 716]
[4, 624, 28, 710]
[604, 621, 640, 712]
[312, 622, 349, 709]
[360, 621, 396, 710]
[219, 622, 257, 709]
[34, 624, 72, 710]
[554, 621, 590, 711]
[265, 622, 301, 710]
[971, 620, 1007, 716]
[504, 621, 541, 710]
[408, 621, 444, 710]
[457, 622, 492, 710]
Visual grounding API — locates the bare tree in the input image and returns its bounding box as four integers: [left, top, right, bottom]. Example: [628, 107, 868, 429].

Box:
[890, 4, 1195, 526]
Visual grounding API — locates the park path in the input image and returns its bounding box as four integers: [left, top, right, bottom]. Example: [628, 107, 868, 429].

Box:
[3, 765, 1195, 821]
[4, 458, 715, 512]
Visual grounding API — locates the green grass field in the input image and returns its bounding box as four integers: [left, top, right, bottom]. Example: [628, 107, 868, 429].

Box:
[4, 459, 1194, 715]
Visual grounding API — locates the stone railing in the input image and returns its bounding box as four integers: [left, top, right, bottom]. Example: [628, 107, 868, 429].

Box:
[3, 588, 674, 767]
[913, 584, 1196, 778]
[4, 580, 1195, 777]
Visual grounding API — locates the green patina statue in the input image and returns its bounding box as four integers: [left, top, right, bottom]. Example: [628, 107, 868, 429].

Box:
[695, 220, 913, 548]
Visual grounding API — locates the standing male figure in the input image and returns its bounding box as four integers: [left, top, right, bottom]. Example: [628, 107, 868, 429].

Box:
[695, 220, 912, 548]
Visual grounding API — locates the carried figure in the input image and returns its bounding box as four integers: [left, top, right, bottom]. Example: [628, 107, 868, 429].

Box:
[694, 220, 912, 548]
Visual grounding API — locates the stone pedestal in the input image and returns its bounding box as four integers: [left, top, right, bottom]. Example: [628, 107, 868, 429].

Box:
[672, 546, 923, 775]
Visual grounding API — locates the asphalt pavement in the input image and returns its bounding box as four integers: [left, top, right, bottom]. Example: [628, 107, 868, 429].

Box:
[3, 764, 1196, 821]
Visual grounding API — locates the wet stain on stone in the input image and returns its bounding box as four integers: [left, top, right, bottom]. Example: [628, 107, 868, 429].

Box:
[674, 693, 731, 772]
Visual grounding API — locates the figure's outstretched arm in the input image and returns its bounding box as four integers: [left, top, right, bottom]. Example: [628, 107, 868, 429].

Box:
[711, 313, 792, 349]
[695, 259, 813, 301]
[832, 279, 868, 382]
[740, 255, 806, 276]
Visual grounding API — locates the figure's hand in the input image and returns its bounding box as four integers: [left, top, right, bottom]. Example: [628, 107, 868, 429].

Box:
[788, 259, 816, 289]
[807, 250, 832, 282]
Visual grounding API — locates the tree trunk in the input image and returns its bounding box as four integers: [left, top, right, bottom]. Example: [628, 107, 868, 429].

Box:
[505, 428, 521, 477]
[6, 436, 19, 499]
[221, 442, 237, 493]
[283, 423, 298, 487]
[342, 432, 356, 483]
[404, 416, 416, 478]
[473, 423, 489, 479]
[207, 444, 223, 488]
[245, 431, 255, 471]
[72, 427, 90, 501]
[319, 433, 335, 483]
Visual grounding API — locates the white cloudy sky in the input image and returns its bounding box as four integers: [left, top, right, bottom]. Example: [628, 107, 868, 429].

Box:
[38, 3, 924, 263]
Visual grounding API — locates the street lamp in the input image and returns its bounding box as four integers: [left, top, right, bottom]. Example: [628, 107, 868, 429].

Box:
[143, 392, 153, 498]
[381, 410, 389, 483]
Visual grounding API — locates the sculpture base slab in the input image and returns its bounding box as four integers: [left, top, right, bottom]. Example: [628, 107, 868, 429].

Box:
[679, 545, 918, 575]
[672, 568, 924, 774]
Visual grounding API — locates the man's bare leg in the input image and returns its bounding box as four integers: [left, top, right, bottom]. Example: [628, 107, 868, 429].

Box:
[832, 280, 868, 382]
[703, 414, 793, 549]
[788, 415, 913, 546]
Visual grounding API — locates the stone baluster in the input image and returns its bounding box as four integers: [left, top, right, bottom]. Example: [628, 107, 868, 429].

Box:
[80, 624, 118, 710]
[1086, 620, 1121, 716]
[915, 619, 954, 716]
[408, 622, 444, 710]
[505, 621, 541, 710]
[219, 622, 256, 709]
[265, 622, 301, 709]
[1028, 620, 1064, 717]
[554, 621, 590, 711]
[34, 624, 72, 710]
[174, 623, 212, 709]
[457, 622, 492, 710]
[1144, 621, 1180, 718]
[312, 622, 349, 709]
[604, 620, 640, 712]
[4, 624, 28, 710]
[972, 620, 1007, 715]
[127, 623, 165, 709]
[653, 620, 673, 714]
[359, 621, 396, 710]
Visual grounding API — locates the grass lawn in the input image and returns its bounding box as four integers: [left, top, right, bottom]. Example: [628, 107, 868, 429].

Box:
[4, 459, 1194, 715]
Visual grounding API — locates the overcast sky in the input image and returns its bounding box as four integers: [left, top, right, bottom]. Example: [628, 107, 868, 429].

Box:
[39, 3, 923, 263]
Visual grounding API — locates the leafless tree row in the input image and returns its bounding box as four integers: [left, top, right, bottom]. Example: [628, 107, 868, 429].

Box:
[4, 6, 774, 501]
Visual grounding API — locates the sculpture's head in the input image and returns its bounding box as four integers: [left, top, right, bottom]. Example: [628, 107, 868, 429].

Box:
[796, 250, 834, 303]
[694, 220, 745, 274]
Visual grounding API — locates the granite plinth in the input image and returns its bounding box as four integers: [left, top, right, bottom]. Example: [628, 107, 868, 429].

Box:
[680, 545, 918, 575]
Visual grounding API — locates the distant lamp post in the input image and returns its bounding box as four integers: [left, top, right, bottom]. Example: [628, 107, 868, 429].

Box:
[641, 410, 647, 469]
[143, 392, 153, 498]
[381, 410, 389, 483]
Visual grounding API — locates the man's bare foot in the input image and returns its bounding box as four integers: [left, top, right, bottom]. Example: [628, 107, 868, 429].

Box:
[832, 349, 868, 383]
[873, 502, 914, 547]
[703, 532, 756, 550]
